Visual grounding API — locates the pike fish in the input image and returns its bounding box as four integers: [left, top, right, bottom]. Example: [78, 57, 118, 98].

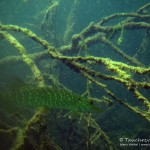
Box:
[0, 81, 101, 112]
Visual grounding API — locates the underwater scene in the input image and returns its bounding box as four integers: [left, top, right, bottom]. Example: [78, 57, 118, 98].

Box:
[0, 0, 150, 150]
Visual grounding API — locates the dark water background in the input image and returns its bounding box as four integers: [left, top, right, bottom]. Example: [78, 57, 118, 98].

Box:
[0, 0, 150, 150]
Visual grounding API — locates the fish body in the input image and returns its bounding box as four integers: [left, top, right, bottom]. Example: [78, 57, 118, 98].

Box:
[0, 86, 101, 112]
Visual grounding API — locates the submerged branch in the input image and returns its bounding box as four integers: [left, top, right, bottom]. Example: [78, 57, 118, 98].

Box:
[0, 2, 150, 124]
